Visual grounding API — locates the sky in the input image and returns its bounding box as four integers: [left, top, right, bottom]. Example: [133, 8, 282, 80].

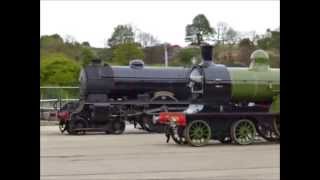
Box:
[40, 0, 280, 48]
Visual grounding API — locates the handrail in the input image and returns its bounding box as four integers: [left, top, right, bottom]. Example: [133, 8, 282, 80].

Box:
[40, 86, 79, 89]
[40, 99, 79, 102]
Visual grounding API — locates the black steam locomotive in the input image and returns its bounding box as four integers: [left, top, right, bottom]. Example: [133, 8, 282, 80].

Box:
[58, 59, 193, 134]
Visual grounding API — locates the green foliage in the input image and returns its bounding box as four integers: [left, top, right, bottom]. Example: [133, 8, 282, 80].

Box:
[185, 14, 215, 45]
[80, 47, 95, 67]
[108, 25, 135, 48]
[41, 34, 97, 64]
[238, 38, 255, 65]
[143, 45, 167, 65]
[40, 34, 64, 49]
[40, 53, 81, 86]
[40, 88, 80, 100]
[255, 29, 280, 68]
[225, 28, 238, 45]
[94, 48, 113, 63]
[111, 43, 144, 65]
[40, 34, 65, 58]
[267, 50, 280, 68]
[40, 25, 280, 87]
[271, 31, 280, 49]
[172, 48, 200, 65]
[257, 30, 280, 50]
[257, 38, 271, 49]
[81, 41, 90, 47]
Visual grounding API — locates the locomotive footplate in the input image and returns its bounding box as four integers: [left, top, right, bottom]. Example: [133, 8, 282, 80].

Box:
[84, 100, 191, 106]
[72, 128, 107, 132]
[70, 126, 125, 134]
[182, 112, 279, 119]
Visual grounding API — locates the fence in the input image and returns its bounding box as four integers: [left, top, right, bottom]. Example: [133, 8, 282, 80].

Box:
[40, 86, 79, 120]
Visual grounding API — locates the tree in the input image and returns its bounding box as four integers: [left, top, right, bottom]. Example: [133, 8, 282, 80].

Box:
[80, 47, 96, 67]
[40, 53, 81, 86]
[137, 32, 159, 47]
[257, 28, 280, 50]
[238, 38, 255, 65]
[107, 25, 135, 48]
[216, 22, 228, 44]
[225, 27, 238, 45]
[143, 45, 166, 64]
[265, 28, 272, 38]
[257, 38, 270, 49]
[81, 41, 90, 47]
[239, 38, 254, 48]
[112, 43, 144, 65]
[40, 34, 64, 53]
[94, 48, 113, 63]
[172, 48, 200, 66]
[64, 35, 77, 44]
[185, 14, 215, 45]
[270, 31, 280, 50]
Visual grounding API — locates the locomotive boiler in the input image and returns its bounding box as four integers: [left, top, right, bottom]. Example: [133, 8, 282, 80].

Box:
[156, 45, 280, 146]
[79, 59, 191, 102]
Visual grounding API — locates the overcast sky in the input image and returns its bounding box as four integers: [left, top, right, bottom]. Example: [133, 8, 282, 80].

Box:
[40, 0, 280, 48]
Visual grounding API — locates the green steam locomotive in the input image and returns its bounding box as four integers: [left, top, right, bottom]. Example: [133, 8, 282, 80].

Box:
[156, 45, 280, 146]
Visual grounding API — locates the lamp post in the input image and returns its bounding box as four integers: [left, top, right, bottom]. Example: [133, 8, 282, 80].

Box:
[164, 43, 168, 68]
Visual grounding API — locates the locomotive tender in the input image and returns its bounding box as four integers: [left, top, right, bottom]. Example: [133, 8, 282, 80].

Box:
[156, 45, 280, 146]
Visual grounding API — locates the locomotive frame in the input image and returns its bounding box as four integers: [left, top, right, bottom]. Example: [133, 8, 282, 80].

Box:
[157, 108, 280, 146]
[58, 93, 191, 135]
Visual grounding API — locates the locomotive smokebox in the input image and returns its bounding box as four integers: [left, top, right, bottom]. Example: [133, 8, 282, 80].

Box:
[200, 45, 214, 65]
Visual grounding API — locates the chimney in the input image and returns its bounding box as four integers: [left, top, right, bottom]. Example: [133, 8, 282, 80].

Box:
[91, 59, 102, 66]
[200, 45, 214, 66]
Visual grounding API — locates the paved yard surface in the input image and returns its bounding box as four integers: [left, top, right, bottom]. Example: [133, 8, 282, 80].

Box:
[41, 125, 280, 180]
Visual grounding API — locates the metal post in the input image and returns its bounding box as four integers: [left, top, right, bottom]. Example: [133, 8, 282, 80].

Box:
[164, 43, 168, 68]
[59, 88, 62, 110]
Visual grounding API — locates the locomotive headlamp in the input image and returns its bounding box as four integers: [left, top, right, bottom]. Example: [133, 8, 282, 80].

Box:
[170, 116, 177, 122]
[169, 117, 177, 126]
[191, 57, 198, 65]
